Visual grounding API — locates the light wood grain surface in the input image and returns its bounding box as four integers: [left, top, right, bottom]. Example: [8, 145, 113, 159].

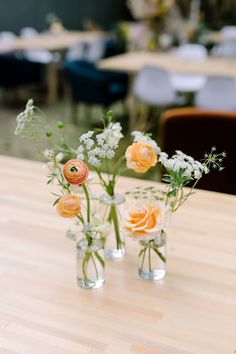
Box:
[0, 155, 236, 354]
[0, 31, 106, 52]
[99, 51, 236, 78]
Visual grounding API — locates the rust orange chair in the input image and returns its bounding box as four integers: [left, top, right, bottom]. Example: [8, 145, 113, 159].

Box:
[160, 108, 236, 195]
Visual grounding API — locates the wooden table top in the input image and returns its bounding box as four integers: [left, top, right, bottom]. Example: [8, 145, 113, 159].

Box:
[99, 51, 236, 78]
[0, 155, 236, 354]
[0, 30, 107, 52]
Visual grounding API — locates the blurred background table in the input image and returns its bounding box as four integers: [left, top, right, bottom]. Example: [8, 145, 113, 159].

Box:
[0, 30, 108, 104]
[99, 51, 236, 77]
[12, 31, 108, 52]
[0, 155, 236, 354]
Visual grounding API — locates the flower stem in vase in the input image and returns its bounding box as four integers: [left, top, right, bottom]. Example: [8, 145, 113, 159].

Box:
[110, 204, 123, 250]
[100, 193, 125, 259]
[77, 238, 105, 289]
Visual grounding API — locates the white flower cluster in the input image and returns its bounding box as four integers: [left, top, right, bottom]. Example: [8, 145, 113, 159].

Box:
[43, 149, 64, 162]
[132, 131, 161, 154]
[100, 122, 123, 149]
[77, 122, 123, 167]
[159, 150, 209, 179]
[15, 99, 34, 135]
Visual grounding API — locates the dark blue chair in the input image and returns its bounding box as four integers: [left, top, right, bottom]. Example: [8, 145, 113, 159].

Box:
[0, 54, 43, 89]
[64, 60, 128, 123]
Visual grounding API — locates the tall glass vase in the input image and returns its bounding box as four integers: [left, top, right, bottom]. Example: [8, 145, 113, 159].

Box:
[99, 193, 125, 259]
[138, 230, 166, 281]
[76, 237, 105, 289]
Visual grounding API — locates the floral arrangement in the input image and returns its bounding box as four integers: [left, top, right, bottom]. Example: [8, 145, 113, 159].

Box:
[15, 100, 225, 285]
[123, 144, 225, 279]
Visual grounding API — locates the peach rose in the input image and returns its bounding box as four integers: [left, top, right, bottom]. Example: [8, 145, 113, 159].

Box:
[125, 142, 157, 173]
[123, 202, 169, 239]
[63, 159, 89, 185]
[56, 194, 81, 218]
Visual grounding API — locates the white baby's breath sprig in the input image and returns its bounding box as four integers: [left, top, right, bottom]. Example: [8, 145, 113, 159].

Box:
[131, 131, 161, 154]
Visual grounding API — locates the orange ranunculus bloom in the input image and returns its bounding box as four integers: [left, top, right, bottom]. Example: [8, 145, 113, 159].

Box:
[63, 159, 89, 185]
[56, 194, 81, 218]
[123, 202, 169, 239]
[125, 142, 157, 173]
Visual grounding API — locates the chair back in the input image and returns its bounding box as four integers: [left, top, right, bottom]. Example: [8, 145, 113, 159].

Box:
[20, 27, 38, 38]
[195, 76, 236, 111]
[134, 66, 177, 106]
[221, 26, 236, 39]
[0, 31, 16, 42]
[160, 108, 236, 194]
[212, 39, 236, 58]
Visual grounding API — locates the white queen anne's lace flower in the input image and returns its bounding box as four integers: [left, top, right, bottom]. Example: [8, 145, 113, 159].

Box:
[79, 131, 94, 149]
[15, 99, 35, 135]
[76, 145, 85, 160]
[159, 150, 207, 180]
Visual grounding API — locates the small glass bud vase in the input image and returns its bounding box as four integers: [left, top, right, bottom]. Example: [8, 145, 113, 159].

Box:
[99, 193, 125, 259]
[76, 237, 105, 289]
[138, 231, 167, 281]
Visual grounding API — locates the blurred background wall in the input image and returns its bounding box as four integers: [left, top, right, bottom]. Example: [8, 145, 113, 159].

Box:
[0, 0, 131, 32]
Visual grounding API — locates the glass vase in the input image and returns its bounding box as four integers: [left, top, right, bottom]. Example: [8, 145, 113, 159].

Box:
[99, 193, 125, 259]
[138, 230, 166, 281]
[76, 238, 105, 289]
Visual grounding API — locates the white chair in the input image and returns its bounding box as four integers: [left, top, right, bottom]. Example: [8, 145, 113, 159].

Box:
[20, 27, 54, 64]
[172, 43, 207, 59]
[212, 38, 236, 58]
[221, 26, 236, 39]
[0, 31, 16, 42]
[195, 76, 236, 111]
[170, 43, 207, 93]
[66, 42, 85, 61]
[134, 66, 183, 106]
[20, 27, 38, 38]
[0, 31, 16, 53]
[85, 39, 105, 63]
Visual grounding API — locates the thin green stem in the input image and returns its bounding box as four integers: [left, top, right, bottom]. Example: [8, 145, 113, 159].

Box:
[152, 246, 166, 263]
[148, 242, 152, 272]
[95, 251, 105, 268]
[141, 247, 147, 270]
[82, 252, 90, 283]
[172, 178, 201, 212]
[82, 184, 90, 223]
[110, 204, 122, 249]
[77, 214, 84, 224]
[91, 252, 99, 280]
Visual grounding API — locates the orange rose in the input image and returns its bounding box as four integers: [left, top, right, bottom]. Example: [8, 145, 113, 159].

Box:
[63, 159, 89, 185]
[123, 202, 169, 239]
[56, 195, 81, 218]
[125, 142, 157, 173]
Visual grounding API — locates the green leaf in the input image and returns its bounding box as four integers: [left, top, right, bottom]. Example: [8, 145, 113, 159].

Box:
[53, 197, 60, 206]
[167, 189, 177, 197]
